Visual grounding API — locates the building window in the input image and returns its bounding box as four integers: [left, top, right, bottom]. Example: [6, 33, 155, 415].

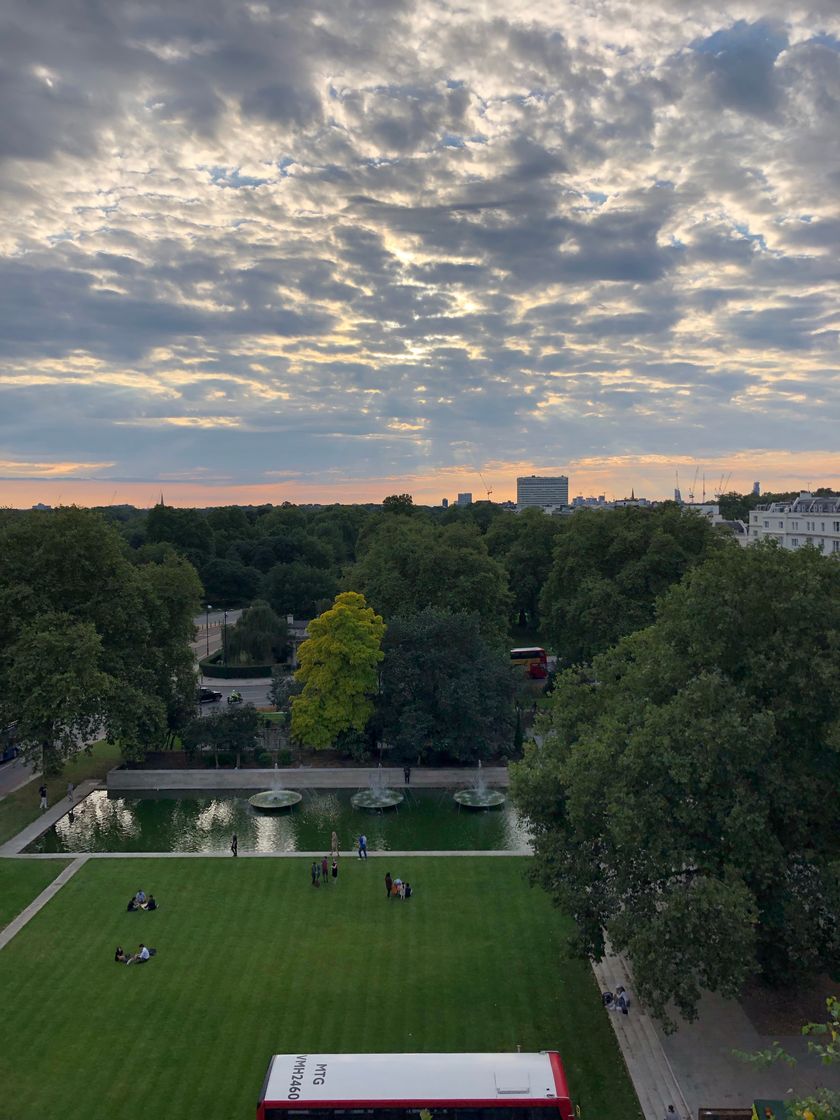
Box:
[791, 538, 799, 547]
[779, 521, 784, 528]
[833, 540, 840, 553]
[791, 520, 799, 530]
[764, 520, 770, 528]
[834, 521, 840, 533]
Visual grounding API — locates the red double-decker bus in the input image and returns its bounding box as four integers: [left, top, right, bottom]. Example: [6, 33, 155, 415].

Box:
[258, 1053, 574, 1120]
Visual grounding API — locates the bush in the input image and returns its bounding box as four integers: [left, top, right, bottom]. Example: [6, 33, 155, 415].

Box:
[277, 748, 293, 766]
[256, 751, 274, 767]
[216, 751, 235, 768]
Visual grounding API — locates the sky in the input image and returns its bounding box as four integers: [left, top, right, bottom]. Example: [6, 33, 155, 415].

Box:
[1, 0, 838, 508]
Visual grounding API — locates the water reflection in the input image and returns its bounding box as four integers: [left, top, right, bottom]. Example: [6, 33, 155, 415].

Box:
[30, 789, 531, 854]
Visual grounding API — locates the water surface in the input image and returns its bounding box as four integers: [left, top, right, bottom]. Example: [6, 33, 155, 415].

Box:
[27, 788, 531, 853]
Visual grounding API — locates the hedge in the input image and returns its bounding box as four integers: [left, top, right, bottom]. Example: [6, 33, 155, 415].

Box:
[199, 651, 275, 679]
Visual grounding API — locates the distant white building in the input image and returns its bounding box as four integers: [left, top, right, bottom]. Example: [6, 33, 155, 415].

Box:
[517, 475, 569, 510]
[456, 492, 472, 506]
[748, 493, 840, 555]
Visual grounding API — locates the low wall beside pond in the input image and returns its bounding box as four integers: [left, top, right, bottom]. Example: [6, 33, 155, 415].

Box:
[106, 766, 510, 792]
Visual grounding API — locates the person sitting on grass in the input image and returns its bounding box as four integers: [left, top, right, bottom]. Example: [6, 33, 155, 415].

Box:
[134, 889, 146, 906]
[114, 946, 129, 963]
[127, 944, 152, 965]
[142, 894, 157, 911]
[127, 897, 140, 912]
[404, 882, 412, 900]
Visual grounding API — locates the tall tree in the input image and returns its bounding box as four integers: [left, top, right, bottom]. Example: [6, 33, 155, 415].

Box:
[224, 599, 288, 664]
[291, 592, 385, 749]
[262, 561, 338, 619]
[349, 519, 512, 640]
[377, 608, 515, 763]
[540, 504, 718, 665]
[485, 508, 562, 626]
[512, 543, 840, 1026]
[382, 493, 415, 515]
[0, 507, 201, 770]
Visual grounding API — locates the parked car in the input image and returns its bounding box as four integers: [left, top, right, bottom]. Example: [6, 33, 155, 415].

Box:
[197, 687, 222, 704]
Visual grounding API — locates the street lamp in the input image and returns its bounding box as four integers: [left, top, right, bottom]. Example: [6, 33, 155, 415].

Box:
[223, 608, 228, 667]
[205, 604, 212, 658]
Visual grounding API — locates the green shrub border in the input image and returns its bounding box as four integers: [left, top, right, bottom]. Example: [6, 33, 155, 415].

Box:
[199, 651, 274, 679]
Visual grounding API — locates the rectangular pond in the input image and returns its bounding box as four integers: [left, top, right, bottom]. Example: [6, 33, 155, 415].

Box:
[26, 788, 531, 853]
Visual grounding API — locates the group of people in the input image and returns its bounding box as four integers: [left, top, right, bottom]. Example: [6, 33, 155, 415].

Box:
[384, 871, 412, 900]
[311, 856, 339, 886]
[126, 889, 157, 912]
[114, 944, 154, 965]
[602, 986, 630, 1015]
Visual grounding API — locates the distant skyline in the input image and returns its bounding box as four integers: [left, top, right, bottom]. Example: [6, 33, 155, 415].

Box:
[1, 1, 838, 508]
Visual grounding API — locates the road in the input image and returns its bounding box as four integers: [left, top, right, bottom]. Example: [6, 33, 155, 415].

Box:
[197, 678, 272, 714]
[191, 609, 243, 661]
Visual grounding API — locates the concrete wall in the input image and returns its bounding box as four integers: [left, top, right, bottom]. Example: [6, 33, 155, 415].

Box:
[107, 766, 510, 792]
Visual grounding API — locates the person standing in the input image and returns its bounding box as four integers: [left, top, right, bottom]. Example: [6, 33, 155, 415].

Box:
[385, 871, 393, 899]
[321, 855, 329, 884]
[331, 858, 338, 884]
[39, 784, 48, 811]
[358, 834, 367, 860]
[66, 782, 74, 802]
[311, 861, 319, 886]
[403, 765, 411, 785]
[230, 833, 238, 858]
[331, 830, 339, 859]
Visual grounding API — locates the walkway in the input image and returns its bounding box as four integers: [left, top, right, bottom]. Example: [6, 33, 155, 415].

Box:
[0, 855, 88, 951]
[108, 765, 510, 792]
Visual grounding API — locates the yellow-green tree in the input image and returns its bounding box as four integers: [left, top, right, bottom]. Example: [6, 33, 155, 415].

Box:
[291, 592, 385, 749]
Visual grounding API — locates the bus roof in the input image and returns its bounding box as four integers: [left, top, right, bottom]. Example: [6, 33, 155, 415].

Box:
[510, 647, 546, 655]
[262, 1053, 565, 1106]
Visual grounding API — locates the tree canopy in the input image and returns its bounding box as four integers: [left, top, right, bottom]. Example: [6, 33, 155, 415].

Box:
[376, 607, 515, 763]
[348, 519, 512, 640]
[224, 600, 288, 665]
[0, 507, 202, 770]
[540, 504, 719, 664]
[290, 592, 385, 749]
[512, 542, 840, 1026]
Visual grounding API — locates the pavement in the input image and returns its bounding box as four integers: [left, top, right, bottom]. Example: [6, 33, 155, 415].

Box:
[0, 779, 101, 855]
[0, 755, 36, 798]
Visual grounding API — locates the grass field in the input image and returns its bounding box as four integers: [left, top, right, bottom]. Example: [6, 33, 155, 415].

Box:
[0, 741, 121, 846]
[0, 858, 71, 929]
[0, 857, 640, 1120]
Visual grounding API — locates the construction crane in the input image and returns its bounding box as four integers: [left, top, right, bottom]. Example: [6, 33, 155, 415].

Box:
[688, 467, 699, 504]
[478, 472, 494, 501]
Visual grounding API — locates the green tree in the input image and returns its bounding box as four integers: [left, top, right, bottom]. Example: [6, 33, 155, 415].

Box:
[291, 592, 385, 749]
[262, 561, 338, 619]
[224, 600, 288, 665]
[540, 504, 718, 664]
[200, 558, 262, 606]
[382, 493, 414, 515]
[485, 507, 561, 626]
[349, 519, 512, 640]
[0, 507, 201, 770]
[512, 543, 840, 1027]
[376, 607, 514, 763]
[182, 705, 261, 768]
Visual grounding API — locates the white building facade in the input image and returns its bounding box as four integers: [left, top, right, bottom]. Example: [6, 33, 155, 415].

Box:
[517, 474, 569, 510]
[748, 493, 840, 555]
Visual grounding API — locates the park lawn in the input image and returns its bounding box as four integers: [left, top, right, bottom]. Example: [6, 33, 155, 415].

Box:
[0, 857, 640, 1120]
[0, 740, 121, 847]
[0, 858, 71, 929]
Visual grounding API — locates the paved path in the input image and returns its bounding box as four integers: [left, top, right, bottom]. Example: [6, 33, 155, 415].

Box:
[0, 755, 36, 798]
[0, 855, 89, 951]
[0, 780, 100, 855]
[593, 945, 691, 1120]
[108, 765, 511, 791]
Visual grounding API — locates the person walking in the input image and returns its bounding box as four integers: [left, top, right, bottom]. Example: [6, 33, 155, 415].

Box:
[385, 871, 393, 899]
[230, 833, 238, 858]
[321, 855, 329, 884]
[66, 782, 74, 802]
[311, 861, 319, 886]
[331, 830, 339, 859]
[331, 858, 338, 884]
[403, 765, 411, 785]
[39, 784, 48, 811]
[358, 834, 367, 859]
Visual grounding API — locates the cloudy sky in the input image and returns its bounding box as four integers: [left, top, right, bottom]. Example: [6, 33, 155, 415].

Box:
[1, 0, 838, 506]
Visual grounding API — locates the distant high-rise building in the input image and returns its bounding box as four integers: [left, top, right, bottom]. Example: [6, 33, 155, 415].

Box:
[456, 493, 472, 506]
[516, 475, 569, 510]
[752, 481, 761, 496]
[441, 498, 449, 508]
[674, 488, 682, 503]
